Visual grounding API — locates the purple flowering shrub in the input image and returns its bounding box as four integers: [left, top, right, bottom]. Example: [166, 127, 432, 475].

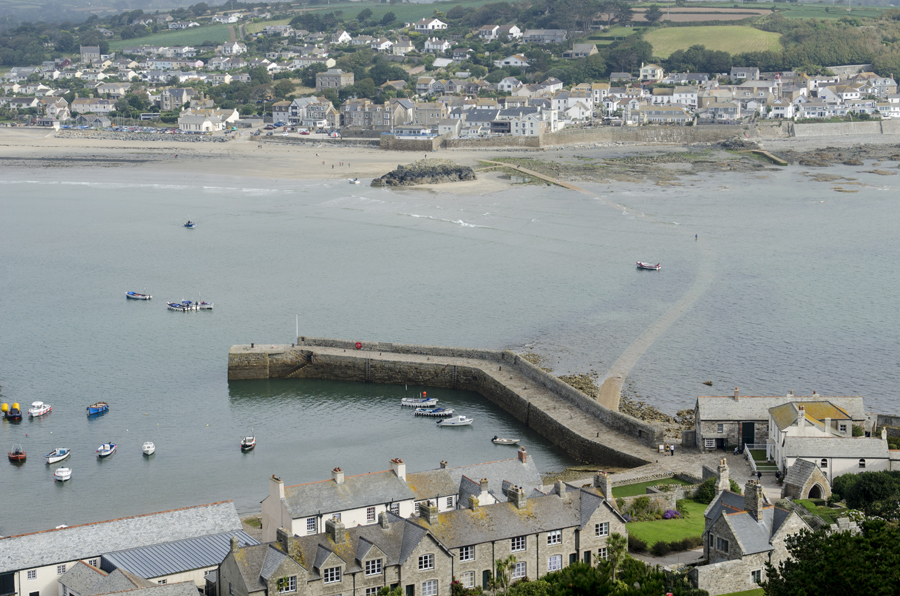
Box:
[663, 509, 681, 519]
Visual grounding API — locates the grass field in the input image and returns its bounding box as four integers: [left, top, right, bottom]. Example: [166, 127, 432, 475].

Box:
[626, 499, 707, 546]
[109, 25, 231, 51]
[245, 18, 291, 35]
[612, 478, 690, 498]
[644, 25, 782, 58]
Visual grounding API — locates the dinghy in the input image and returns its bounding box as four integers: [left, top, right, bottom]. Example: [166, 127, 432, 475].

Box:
[54, 467, 72, 482]
[96, 443, 116, 458]
[8, 444, 26, 462]
[46, 448, 71, 464]
[636, 262, 661, 271]
[126, 292, 152, 300]
[415, 407, 454, 417]
[491, 436, 519, 445]
[437, 416, 474, 427]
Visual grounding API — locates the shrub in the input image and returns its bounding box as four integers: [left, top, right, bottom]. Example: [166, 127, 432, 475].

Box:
[633, 496, 651, 513]
[663, 509, 680, 519]
[675, 499, 691, 518]
[695, 477, 743, 504]
[628, 534, 648, 552]
[651, 540, 671, 556]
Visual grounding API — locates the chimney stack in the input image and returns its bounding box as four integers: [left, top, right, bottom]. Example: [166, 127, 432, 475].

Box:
[509, 485, 527, 509]
[744, 480, 765, 521]
[734, 387, 740, 402]
[230, 535, 240, 553]
[271, 474, 285, 500]
[325, 517, 346, 543]
[824, 417, 831, 435]
[468, 495, 479, 510]
[594, 472, 613, 501]
[440, 460, 449, 469]
[480, 478, 489, 493]
[716, 459, 730, 495]
[421, 500, 439, 524]
[555, 480, 567, 498]
[882, 428, 888, 441]
[517, 447, 528, 463]
[276, 527, 298, 558]
[390, 458, 406, 480]
[379, 512, 389, 528]
[797, 405, 805, 428]
[332, 467, 344, 484]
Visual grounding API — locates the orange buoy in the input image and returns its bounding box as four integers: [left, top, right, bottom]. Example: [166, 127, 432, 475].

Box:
[355, 342, 362, 349]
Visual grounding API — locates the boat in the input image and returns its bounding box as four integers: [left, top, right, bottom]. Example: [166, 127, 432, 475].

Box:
[8, 444, 26, 462]
[46, 448, 71, 464]
[198, 301, 213, 310]
[87, 402, 109, 416]
[401, 397, 438, 408]
[414, 407, 454, 417]
[142, 442, 155, 456]
[184, 221, 196, 228]
[349, 178, 360, 185]
[3, 402, 23, 421]
[96, 443, 116, 458]
[240, 434, 256, 452]
[636, 262, 661, 271]
[54, 467, 72, 482]
[492, 436, 519, 445]
[168, 300, 200, 312]
[437, 415, 474, 427]
[28, 401, 52, 417]
[126, 292, 152, 300]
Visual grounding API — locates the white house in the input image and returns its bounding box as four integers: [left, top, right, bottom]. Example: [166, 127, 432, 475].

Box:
[424, 38, 451, 54]
[414, 18, 447, 31]
[497, 77, 523, 93]
[492, 54, 529, 69]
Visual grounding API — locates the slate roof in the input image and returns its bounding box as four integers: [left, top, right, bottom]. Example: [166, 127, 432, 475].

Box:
[283, 471, 415, 519]
[0, 502, 242, 574]
[59, 561, 107, 593]
[782, 437, 889, 459]
[783, 459, 817, 489]
[102, 530, 258, 579]
[85, 568, 155, 595]
[769, 401, 851, 431]
[406, 469, 458, 501]
[696, 395, 865, 423]
[442, 456, 542, 504]
[230, 544, 271, 592]
[99, 582, 199, 596]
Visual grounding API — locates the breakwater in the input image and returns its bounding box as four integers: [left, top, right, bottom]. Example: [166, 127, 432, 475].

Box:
[228, 337, 665, 467]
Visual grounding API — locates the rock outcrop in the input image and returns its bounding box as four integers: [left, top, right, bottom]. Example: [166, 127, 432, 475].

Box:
[370, 159, 476, 187]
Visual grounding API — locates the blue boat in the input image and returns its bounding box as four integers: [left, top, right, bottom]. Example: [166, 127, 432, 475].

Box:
[184, 221, 196, 228]
[97, 443, 116, 458]
[87, 402, 109, 416]
[414, 407, 454, 417]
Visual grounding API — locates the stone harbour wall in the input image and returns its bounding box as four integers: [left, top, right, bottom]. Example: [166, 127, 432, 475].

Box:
[55, 130, 233, 142]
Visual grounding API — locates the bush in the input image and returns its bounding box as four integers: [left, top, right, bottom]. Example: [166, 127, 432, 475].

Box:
[628, 534, 648, 552]
[651, 540, 671, 556]
[663, 509, 680, 519]
[695, 477, 742, 504]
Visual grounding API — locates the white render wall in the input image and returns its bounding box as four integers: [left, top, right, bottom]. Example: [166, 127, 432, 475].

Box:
[787, 455, 889, 484]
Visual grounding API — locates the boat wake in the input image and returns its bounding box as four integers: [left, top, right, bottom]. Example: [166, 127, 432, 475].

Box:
[401, 213, 489, 228]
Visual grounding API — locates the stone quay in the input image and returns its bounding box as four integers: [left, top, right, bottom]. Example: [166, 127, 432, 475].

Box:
[228, 336, 665, 468]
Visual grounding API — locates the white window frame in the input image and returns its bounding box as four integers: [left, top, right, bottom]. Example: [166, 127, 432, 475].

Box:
[547, 554, 562, 572]
[821, 459, 827, 468]
[511, 562, 526, 579]
[390, 502, 400, 516]
[158, 580, 167, 585]
[597, 547, 608, 560]
[547, 530, 561, 545]
[511, 536, 526, 552]
[717, 423, 724, 433]
[323, 567, 341, 584]
[366, 589, 378, 596]
[367, 507, 376, 522]
[752, 569, 762, 584]
[307, 517, 316, 534]
[839, 424, 847, 433]
[704, 438, 715, 449]
[422, 580, 438, 596]
[859, 459, 866, 468]
[461, 571, 475, 588]
[414, 502, 421, 516]
[446, 496, 454, 508]
[459, 545, 474, 561]
[418, 553, 434, 570]
[277, 576, 295, 593]
[27, 571, 36, 580]
[595, 522, 609, 537]
[57, 565, 67, 575]
[365, 559, 382, 576]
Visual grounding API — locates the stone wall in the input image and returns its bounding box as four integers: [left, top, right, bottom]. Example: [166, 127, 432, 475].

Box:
[261, 136, 380, 148]
[541, 124, 748, 146]
[380, 134, 445, 151]
[55, 130, 233, 142]
[689, 556, 767, 596]
[793, 121, 884, 138]
[444, 136, 542, 150]
[877, 413, 900, 437]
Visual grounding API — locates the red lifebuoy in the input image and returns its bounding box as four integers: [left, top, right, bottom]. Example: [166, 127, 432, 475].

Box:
[355, 342, 362, 349]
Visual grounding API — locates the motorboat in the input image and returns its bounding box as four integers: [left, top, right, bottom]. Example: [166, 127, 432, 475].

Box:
[87, 402, 109, 416]
[240, 435, 256, 452]
[437, 416, 474, 427]
[28, 401, 52, 417]
[415, 407, 454, 417]
[184, 221, 196, 228]
[3, 402, 23, 421]
[8, 444, 26, 462]
[401, 396, 438, 408]
[198, 301, 213, 310]
[492, 436, 519, 445]
[46, 448, 71, 464]
[168, 300, 199, 312]
[349, 178, 360, 184]
[96, 443, 116, 458]
[142, 442, 155, 456]
[54, 467, 72, 482]
[126, 292, 152, 300]
[636, 262, 661, 271]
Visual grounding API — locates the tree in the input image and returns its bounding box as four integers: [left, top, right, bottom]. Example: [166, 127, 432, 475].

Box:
[357, 8, 373, 22]
[273, 79, 295, 98]
[191, 2, 208, 16]
[301, 63, 328, 88]
[489, 555, 516, 595]
[645, 5, 664, 24]
[55, 31, 75, 52]
[381, 11, 396, 26]
[606, 532, 628, 580]
[249, 66, 272, 85]
[764, 521, 900, 596]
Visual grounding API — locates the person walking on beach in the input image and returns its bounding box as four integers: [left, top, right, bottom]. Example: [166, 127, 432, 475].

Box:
[670, 444, 675, 457]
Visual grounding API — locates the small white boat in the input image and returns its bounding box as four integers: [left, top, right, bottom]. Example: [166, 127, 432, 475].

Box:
[28, 401, 52, 417]
[97, 443, 116, 458]
[415, 407, 454, 417]
[54, 467, 72, 482]
[401, 394, 438, 407]
[142, 442, 155, 456]
[126, 291, 152, 300]
[349, 178, 360, 184]
[46, 448, 71, 464]
[437, 415, 473, 427]
[637, 261, 661, 271]
[184, 221, 196, 228]
[492, 436, 519, 445]
[198, 301, 214, 310]
[241, 435, 256, 452]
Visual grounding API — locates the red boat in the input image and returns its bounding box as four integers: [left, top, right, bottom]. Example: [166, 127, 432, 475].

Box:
[8, 444, 25, 463]
[637, 262, 661, 271]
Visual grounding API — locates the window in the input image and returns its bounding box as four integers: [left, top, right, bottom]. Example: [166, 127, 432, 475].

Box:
[418, 554, 434, 571]
[547, 530, 561, 545]
[459, 546, 474, 562]
[366, 589, 379, 596]
[461, 571, 475, 588]
[511, 536, 526, 552]
[708, 533, 714, 547]
[323, 567, 341, 584]
[58, 565, 67, 575]
[307, 517, 316, 535]
[839, 424, 847, 433]
[367, 507, 376, 522]
[30, 592, 39, 596]
[415, 502, 421, 516]
[366, 559, 383, 576]
[547, 555, 562, 572]
[704, 439, 715, 449]
[820, 459, 827, 468]
[390, 503, 400, 516]
[716, 538, 729, 554]
[158, 580, 167, 585]
[595, 522, 609, 537]
[597, 547, 608, 561]
[752, 570, 762, 584]
[859, 459, 866, 468]
[717, 424, 724, 433]
[446, 496, 454, 509]
[511, 562, 526, 580]
[27, 571, 36, 580]
[88, 559, 99, 568]
[422, 580, 438, 596]
[277, 576, 296, 593]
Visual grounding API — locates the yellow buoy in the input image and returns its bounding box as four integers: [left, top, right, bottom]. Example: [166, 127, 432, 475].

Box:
[1, 403, 8, 413]
[12, 403, 20, 411]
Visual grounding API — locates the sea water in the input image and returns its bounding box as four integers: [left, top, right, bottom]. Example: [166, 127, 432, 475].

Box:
[0, 164, 897, 534]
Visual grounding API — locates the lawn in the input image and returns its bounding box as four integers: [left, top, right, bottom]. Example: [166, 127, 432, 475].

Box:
[720, 589, 764, 596]
[612, 478, 690, 498]
[245, 18, 291, 34]
[627, 499, 707, 546]
[109, 25, 231, 51]
[795, 499, 848, 524]
[643, 25, 782, 59]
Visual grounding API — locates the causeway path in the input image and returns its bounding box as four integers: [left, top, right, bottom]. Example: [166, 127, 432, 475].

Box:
[480, 160, 716, 413]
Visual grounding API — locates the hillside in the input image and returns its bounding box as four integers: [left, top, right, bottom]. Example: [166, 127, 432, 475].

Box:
[643, 26, 783, 59]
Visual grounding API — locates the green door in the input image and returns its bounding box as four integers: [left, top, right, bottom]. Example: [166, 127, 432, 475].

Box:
[483, 571, 492, 590]
[741, 422, 755, 447]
